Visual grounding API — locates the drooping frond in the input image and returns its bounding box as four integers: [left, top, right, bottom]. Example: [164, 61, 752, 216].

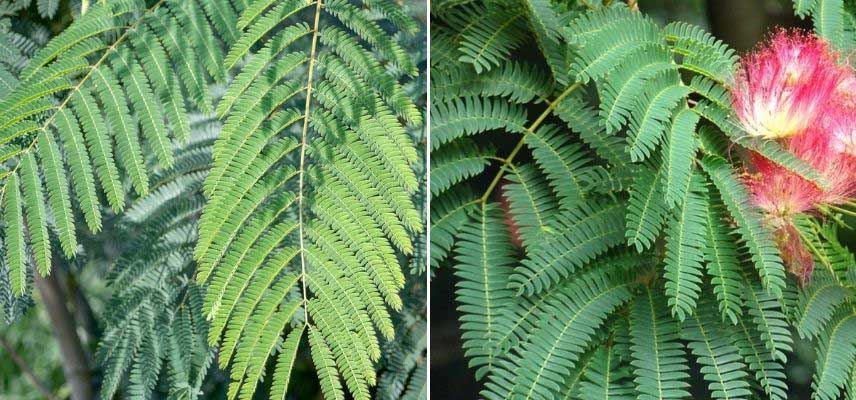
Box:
[703, 189, 745, 324]
[0, 0, 236, 295]
[740, 277, 793, 363]
[661, 108, 700, 209]
[597, 44, 676, 135]
[568, 7, 662, 83]
[731, 311, 788, 400]
[429, 187, 476, 269]
[452, 203, 515, 380]
[484, 270, 634, 400]
[701, 155, 787, 296]
[510, 199, 626, 295]
[503, 163, 559, 248]
[451, 3, 528, 73]
[625, 163, 668, 252]
[681, 300, 752, 400]
[431, 138, 493, 197]
[663, 21, 738, 84]
[525, 123, 611, 208]
[811, 310, 856, 400]
[429, 96, 527, 149]
[625, 71, 691, 163]
[792, 270, 853, 340]
[98, 124, 216, 399]
[194, 0, 424, 398]
[577, 331, 635, 400]
[663, 174, 707, 321]
[629, 288, 690, 400]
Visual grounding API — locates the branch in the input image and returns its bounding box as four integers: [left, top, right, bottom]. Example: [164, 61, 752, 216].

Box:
[0, 337, 58, 400]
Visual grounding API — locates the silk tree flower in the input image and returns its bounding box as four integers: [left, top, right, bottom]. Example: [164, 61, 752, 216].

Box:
[732, 30, 847, 140]
[829, 104, 856, 156]
[746, 121, 856, 220]
[736, 30, 856, 284]
[745, 111, 856, 283]
[834, 74, 856, 109]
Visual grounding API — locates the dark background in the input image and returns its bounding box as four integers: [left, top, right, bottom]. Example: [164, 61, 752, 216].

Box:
[428, 0, 834, 398]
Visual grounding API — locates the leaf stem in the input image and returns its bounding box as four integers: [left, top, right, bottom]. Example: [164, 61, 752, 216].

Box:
[479, 82, 581, 203]
[826, 204, 856, 218]
[297, 0, 324, 324]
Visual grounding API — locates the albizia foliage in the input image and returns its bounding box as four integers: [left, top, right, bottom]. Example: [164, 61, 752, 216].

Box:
[737, 30, 856, 282]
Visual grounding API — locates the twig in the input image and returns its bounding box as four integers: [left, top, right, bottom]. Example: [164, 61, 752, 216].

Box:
[827, 204, 856, 219]
[479, 82, 582, 203]
[0, 337, 59, 400]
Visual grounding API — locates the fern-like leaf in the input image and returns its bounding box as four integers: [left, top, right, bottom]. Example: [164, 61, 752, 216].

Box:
[663, 174, 707, 321]
[630, 288, 691, 400]
[487, 270, 634, 399]
[194, 1, 423, 398]
[0, 0, 233, 295]
[510, 200, 626, 295]
[681, 300, 752, 400]
[812, 310, 856, 400]
[701, 155, 786, 297]
[453, 203, 515, 380]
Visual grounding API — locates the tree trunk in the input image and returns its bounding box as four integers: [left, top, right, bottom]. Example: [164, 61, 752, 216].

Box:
[34, 271, 93, 400]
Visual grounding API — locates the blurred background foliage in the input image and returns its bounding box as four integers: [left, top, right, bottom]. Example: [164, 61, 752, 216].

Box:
[428, 0, 856, 398]
[0, 0, 427, 399]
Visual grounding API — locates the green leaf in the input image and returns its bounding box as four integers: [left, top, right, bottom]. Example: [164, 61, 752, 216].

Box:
[430, 97, 527, 150]
[812, 311, 856, 400]
[663, 174, 707, 321]
[37, 130, 77, 256]
[701, 155, 786, 297]
[703, 190, 745, 324]
[19, 153, 50, 277]
[511, 200, 626, 295]
[54, 107, 102, 232]
[3, 173, 25, 296]
[453, 203, 516, 379]
[270, 326, 306, 400]
[681, 300, 752, 399]
[662, 108, 700, 208]
[625, 163, 668, 252]
[487, 270, 633, 399]
[630, 288, 690, 400]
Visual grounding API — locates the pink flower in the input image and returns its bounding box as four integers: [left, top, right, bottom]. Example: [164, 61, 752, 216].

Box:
[775, 223, 814, 286]
[745, 153, 823, 217]
[834, 73, 856, 109]
[746, 120, 856, 216]
[745, 110, 856, 284]
[732, 30, 847, 140]
[828, 104, 856, 156]
[737, 30, 856, 284]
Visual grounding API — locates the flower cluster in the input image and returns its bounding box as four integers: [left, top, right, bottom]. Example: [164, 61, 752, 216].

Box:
[733, 30, 856, 283]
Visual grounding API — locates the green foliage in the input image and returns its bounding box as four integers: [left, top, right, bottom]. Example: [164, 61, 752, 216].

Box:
[681, 300, 752, 399]
[97, 119, 216, 400]
[1, 0, 425, 399]
[793, 0, 855, 52]
[376, 277, 427, 400]
[431, 1, 856, 400]
[192, 0, 424, 398]
[630, 288, 690, 400]
[0, 0, 235, 296]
